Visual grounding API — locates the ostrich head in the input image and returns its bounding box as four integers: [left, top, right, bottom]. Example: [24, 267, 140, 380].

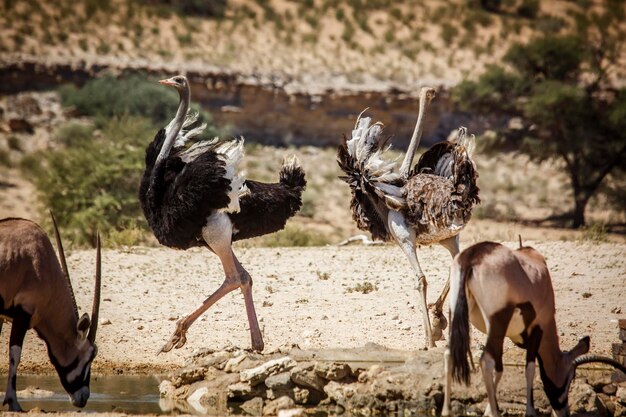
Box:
[419, 86, 436, 107]
[159, 75, 189, 92]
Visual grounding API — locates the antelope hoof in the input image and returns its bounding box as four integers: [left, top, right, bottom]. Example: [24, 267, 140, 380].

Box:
[159, 320, 188, 354]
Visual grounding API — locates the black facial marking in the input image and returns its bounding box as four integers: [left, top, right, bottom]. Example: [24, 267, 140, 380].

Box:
[537, 355, 569, 410]
[36, 330, 95, 395]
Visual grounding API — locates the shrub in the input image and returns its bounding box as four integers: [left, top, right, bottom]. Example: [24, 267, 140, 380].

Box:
[22, 116, 153, 246]
[259, 225, 330, 247]
[58, 75, 219, 138]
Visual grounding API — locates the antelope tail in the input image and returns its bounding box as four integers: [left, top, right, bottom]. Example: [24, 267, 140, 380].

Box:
[450, 262, 472, 385]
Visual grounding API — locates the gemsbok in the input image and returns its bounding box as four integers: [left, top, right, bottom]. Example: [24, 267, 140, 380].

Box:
[442, 241, 626, 417]
[0, 215, 101, 411]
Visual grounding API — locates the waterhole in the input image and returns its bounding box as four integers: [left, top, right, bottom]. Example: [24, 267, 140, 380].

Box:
[2, 374, 163, 414]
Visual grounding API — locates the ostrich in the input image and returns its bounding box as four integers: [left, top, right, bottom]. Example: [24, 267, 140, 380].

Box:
[139, 75, 306, 353]
[337, 87, 480, 348]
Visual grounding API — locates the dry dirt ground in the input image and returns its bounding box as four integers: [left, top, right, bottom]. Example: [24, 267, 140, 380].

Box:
[1, 238, 623, 376]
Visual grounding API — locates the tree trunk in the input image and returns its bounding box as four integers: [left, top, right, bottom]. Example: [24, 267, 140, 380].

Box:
[572, 197, 587, 228]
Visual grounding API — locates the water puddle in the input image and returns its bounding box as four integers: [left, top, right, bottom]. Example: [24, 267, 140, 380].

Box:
[2, 374, 163, 414]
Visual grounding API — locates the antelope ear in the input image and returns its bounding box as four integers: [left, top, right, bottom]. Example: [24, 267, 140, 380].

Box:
[570, 335, 590, 357]
[77, 313, 91, 341]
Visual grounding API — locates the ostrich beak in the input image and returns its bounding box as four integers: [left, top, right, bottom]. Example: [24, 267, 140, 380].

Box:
[159, 78, 176, 86]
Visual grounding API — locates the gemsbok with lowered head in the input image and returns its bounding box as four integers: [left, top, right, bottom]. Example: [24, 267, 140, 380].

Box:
[442, 241, 626, 417]
[0, 214, 101, 411]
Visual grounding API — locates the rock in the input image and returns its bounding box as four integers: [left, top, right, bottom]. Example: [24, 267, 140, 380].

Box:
[291, 363, 327, 392]
[228, 381, 265, 401]
[324, 380, 356, 403]
[293, 386, 309, 404]
[100, 318, 112, 325]
[224, 352, 264, 373]
[8, 118, 33, 133]
[171, 365, 207, 388]
[603, 383, 617, 396]
[187, 387, 209, 414]
[159, 380, 176, 398]
[314, 362, 351, 381]
[263, 396, 296, 415]
[265, 372, 294, 391]
[196, 350, 232, 370]
[569, 380, 607, 416]
[240, 356, 297, 386]
[241, 397, 264, 415]
[617, 386, 626, 405]
[277, 408, 305, 417]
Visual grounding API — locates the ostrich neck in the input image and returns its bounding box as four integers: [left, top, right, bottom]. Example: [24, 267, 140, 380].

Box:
[399, 95, 428, 177]
[156, 87, 190, 165]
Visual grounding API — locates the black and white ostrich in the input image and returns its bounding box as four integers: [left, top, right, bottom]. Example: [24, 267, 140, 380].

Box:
[139, 75, 306, 352]
[337, 87, 480, 348]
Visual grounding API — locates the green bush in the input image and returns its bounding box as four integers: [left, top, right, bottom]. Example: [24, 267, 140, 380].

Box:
[23, 116, 153, 246]
[259, 225, 330, 247]
[59, 75, 219, 138]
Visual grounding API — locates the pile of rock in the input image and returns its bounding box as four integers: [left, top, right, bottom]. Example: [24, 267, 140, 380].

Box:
[158, 344, 626, 417]
[158, 345, 443, 416]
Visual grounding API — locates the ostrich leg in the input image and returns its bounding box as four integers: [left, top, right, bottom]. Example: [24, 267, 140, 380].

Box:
[160, 214, 264, 353]
[429, 235, 460, 341]
[388, 211, 435, 349]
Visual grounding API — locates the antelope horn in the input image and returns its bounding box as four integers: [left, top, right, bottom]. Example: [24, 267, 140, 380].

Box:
[50, 211, 79, 320]
[574, 355, 626, 373]
[88, 233, 101, 344]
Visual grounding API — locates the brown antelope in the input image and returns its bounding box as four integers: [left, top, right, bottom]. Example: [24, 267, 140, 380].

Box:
[442, 241, 626, 417]
[0, 215, 101, 411]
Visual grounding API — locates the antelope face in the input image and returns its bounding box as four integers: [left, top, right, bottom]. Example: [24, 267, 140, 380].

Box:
[51, 314, 98, 407]
[546, 336, 590, 417]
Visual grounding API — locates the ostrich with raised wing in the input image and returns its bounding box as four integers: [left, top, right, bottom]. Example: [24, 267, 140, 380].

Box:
[337, 87, 480, 348]
[139, 75, 306, 353]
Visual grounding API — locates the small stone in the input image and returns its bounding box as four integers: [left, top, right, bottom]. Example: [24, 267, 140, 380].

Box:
[265, 372, 294, 390]
[290, 363, 327, 392]
[603, 384, 617, 396]
[263, 396, 296, 415]
[240, 356, 297, 386]
[617, 386, 626, 405]
[228, 382, 264, 401]
[171, 366, 206, 388]
[293, 386, 309, 405]
[314, 362, 351, 381]
[241, 396, 264, 415]
[100, 318, 112, 325]
[277, 408, 305, 417]
[159, 380, 175, 398]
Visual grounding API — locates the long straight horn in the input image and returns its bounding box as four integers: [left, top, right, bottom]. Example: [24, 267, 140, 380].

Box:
[574, 355, 626, 373]
[88, 233, 101, 343]
[50, 211, 79, 320]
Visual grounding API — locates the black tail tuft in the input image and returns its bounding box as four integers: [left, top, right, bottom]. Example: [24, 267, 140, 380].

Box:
[450, 264, 472, 385]
[279, 156, 307, 190]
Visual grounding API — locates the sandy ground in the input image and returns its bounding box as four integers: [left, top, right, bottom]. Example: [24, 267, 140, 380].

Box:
[1, 239, 623, 376]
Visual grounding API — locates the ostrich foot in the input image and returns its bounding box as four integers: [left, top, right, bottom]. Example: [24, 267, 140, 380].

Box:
[429, 305, 448, 342]
[159, 319, 188, 354]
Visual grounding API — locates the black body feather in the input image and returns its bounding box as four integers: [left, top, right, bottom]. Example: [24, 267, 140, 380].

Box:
[230, 163, 306, 241]
[139, 129, 232, 249]
[140, 129, 306, 248]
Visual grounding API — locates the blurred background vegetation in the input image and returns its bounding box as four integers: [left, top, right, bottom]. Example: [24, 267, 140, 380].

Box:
[0, 0, 625, 246]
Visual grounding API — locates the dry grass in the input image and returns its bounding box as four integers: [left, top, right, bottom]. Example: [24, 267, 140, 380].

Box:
[3, 0, 624, 89]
